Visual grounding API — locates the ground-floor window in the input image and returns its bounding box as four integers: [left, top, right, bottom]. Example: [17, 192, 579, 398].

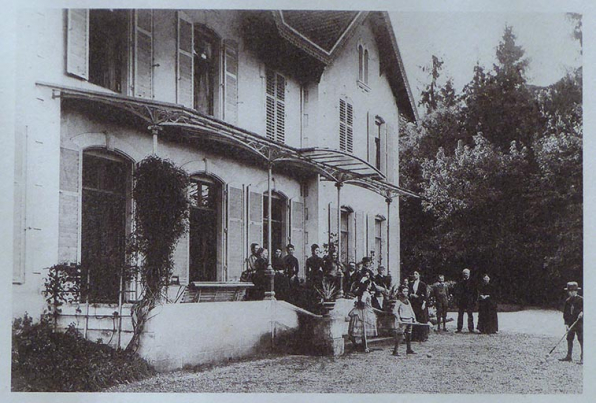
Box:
[340, 207, 352, 264]
[81, 150, 131, 303]
[189, 176, 221, 282]
[375, 216, 384, 267]
[263, 191, 286, 252]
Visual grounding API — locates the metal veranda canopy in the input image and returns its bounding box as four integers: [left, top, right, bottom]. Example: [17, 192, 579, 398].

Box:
[41, 82, 419, 200]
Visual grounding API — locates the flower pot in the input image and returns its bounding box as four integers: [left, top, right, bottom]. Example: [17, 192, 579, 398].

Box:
[322, 301, 336, 316]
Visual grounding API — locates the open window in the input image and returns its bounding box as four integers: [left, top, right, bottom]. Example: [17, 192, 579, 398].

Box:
[66, 9, 153, 97]
[188, 175, 223, 282]
[194, 25, 220, 116]
[263, 191, 287, 252]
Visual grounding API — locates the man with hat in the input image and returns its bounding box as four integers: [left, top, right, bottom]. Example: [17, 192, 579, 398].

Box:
[559, 281, 583, 364]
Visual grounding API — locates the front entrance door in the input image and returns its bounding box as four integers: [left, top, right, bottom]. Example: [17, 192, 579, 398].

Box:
[189, 178, 219, 282]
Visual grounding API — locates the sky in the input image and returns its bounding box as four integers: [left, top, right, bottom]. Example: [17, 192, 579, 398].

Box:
[390, 12, 582, 110]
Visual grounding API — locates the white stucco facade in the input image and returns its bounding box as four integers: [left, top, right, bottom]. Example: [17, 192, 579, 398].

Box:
[11, 9, 416, 322]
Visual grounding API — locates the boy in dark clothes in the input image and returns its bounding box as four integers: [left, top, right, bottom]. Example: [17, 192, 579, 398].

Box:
[431, 274, 451, 332]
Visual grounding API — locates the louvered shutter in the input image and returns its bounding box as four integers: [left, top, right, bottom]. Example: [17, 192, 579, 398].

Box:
[339, 99, 347, 151]
[227, 185, 244, 281]
[290, 201, 305, 275]
[177, 12, 193, 107]
[134, 9, 153, 98]
[66, 9, 89, 79]
[339, 99, 353, 153]
[58, 148, 80, 263]
[223, 39, 239, 124]
[265, 70, 286, 143]
[355, 211, 366, 262]
[386, 122, 397, 184]
[248, 191, 263, 251]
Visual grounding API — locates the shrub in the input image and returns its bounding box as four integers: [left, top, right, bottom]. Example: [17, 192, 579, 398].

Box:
[12, 314, 155, 392]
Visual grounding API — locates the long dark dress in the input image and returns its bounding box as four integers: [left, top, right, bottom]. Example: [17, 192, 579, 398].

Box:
[409, 280, 430, 341]
[477, 283, 498, 334]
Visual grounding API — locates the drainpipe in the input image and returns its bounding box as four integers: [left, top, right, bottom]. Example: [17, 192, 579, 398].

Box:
[335, 181, 344, 299]
[263, 162, 276, 300]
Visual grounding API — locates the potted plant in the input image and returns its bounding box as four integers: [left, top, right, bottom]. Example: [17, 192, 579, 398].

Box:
[384, 285, 400, 312]
[315, 279, 338, 316]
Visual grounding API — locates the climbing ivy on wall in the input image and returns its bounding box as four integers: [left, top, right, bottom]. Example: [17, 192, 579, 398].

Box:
[126, 156, 190, 353]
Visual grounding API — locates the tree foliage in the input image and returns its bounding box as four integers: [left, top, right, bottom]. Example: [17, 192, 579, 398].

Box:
[400, 25, 582, 306]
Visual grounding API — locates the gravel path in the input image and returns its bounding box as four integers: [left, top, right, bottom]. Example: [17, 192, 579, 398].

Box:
[107, 310, 582, 394]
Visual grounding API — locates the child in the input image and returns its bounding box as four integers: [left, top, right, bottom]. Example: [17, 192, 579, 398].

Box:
[431, 274, 451, 332]
[348, 276, 378, 353]
[392, 285, 416, 356]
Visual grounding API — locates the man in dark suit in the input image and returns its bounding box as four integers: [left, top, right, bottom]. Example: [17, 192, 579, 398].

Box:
[455, 268, 477, 333]
[559, 281, 583, 364]
[409, 270, 429, 341]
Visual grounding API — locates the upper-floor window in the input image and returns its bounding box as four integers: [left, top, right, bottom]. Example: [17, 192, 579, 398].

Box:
[89, 10, 128, 93]
[177, 13, 238, 123]
[66, 9, 153, 98]
[358, 44, 369, 86]
[375, 116, 383, 170]
[339, 98, 353, 153]
[194, 26, 220, 116]
[265, 69, 286, 143]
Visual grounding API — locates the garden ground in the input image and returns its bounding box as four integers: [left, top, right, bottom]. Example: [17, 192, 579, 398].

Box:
[107, 310, 582, 394]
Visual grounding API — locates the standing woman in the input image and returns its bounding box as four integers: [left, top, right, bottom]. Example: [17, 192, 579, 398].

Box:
[477, 274, 498, 334]
[348, 275, 378, 353]
[409, 271, 430, 342]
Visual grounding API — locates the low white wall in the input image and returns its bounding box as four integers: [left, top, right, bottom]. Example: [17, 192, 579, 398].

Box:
[138, 301, 301, 371]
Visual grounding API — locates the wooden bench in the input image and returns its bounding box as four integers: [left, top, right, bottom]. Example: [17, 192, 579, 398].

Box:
[180, 282, 254, 303]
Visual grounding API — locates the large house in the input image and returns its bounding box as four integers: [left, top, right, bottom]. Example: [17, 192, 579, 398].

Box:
[11, 9, 417, 368]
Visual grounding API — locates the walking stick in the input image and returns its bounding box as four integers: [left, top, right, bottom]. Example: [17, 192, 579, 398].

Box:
[547, 315, 582, 356]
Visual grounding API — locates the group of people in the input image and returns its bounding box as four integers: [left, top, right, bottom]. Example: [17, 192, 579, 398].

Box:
[242, 242, 300, 300]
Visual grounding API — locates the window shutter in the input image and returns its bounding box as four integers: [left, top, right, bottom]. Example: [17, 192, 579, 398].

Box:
[347, 102, 353, 153]
[367, 112, 376, 164]
[227, 185, 244, 281]
[265, 70, 286, 143]
[66, 9, 89, 80]
[367, 213, 376, 263]
[177, 12, 193, 107]
[58, 148, 80, 264]
[329, 205, 338, 249]
[290, 200, 305, 276]
[380, 120, 387, 175]
[386, 122, 397, 184]
[223, 39, 239, 124]
[248, 191, 263, 252]
[339, 99, 353, 153]
[355, 210, 366, 263]
[172, 231, 189, 286]
[134, 9, 153, 98]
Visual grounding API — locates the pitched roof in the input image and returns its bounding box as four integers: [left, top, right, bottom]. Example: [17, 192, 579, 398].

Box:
[280, 11, 360, 53]
[271, 10, 418, 121]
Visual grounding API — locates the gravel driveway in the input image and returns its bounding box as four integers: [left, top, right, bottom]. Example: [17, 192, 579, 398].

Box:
[107, 310, 582, 394]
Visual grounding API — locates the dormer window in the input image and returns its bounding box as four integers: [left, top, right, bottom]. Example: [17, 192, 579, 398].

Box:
[358, 44, 369, 88]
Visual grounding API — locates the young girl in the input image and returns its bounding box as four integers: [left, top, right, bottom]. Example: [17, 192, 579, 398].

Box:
[348, 275, 378, 353]
[392, 285, 416, 356]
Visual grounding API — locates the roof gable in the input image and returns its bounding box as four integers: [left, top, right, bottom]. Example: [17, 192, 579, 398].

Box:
[271, 10, 417, 121]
